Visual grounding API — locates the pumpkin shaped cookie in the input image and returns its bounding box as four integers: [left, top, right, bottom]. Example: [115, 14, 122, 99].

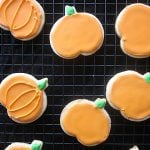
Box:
[0, 73, 48, 123]
[50, 5, 104, 59]
[5, 140, 43, 150]
[115, 3, 150, 58]
[106, 70, 150, 121]
[60, 98, 111, 146]
[0, 0, 45, 40]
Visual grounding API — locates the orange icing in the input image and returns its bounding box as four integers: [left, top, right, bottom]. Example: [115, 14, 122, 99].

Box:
[0, 0, 42, 39]
[117, 4, 150, 57]
[110, 74, 150, 120]
[62, 101, 110, 145]
[50, 13, 103, 58]
[0, 75, 43, 123]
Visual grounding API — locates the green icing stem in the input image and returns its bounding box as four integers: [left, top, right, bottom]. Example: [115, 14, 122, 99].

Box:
[144, 72, 150, 83]
[65, 5, 77, 16]
[94, 98, 106, 109]
[31, 143, 41, 150]
[37, 78, 48, 90]
[31, 140, 43, 150]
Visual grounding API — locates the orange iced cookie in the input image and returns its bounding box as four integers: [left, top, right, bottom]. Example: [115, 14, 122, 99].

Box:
[106, 71, 150, 121]
[50, 5, 104, 59]
[116, 3, 150, 58]
[60, 98, 111, 146]
[0, 73, 48, 123]
[5, 140, 43, 150]
[0, 0, 45, 40]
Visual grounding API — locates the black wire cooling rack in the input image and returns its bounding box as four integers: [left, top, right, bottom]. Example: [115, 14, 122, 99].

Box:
[0, 0, 150, 150]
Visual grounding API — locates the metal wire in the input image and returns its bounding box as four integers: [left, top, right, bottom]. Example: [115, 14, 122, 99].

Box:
[0, 0, 150, 149]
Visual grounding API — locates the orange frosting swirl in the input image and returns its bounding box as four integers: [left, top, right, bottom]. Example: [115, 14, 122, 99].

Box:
[0, 75, 43, 123]
[0, 0, 43, 40]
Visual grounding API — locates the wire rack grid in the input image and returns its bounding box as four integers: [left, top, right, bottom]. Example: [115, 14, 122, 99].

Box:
[0, 0, 150, 150]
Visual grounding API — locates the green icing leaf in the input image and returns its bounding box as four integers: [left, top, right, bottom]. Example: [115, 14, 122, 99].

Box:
[94, 98, 106, 109]
[144, 72, 150, 83]
[37, 78, 48, 90]
[65, 5, 76, 16]
[31, 140, 43, 150]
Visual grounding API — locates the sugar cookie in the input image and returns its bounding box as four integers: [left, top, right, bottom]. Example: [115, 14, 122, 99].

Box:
[106, 70, 150, 121]
[50, 5, 104, 59]
[60, 98, 111, 146]
[0, 0, 45, 40]
[129, 146, 139, 150]
[116, 3, 150, 58]
[0, 73, 48, 123]
[5, 140, 43, 150]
